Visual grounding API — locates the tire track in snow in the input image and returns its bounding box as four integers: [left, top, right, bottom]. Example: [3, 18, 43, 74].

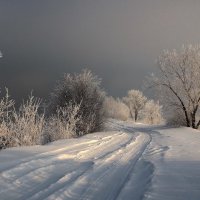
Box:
[0, 124, 151, 200]
[28, 166, 92, 200]
[25, 134, 135, 200]
[26, 133, 135, 200]
[0, 132, 121, 182]
[0, 132, 121, 173]
[116, 131, 154, 200]
[0, 140, 94, 173]
[81, 133, 151, 200]
[0, 132, 134, 200]
[46, 133, 150, 200]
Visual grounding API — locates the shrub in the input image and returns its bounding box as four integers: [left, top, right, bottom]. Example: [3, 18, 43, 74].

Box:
[0, 92, 45, 149]
[49, 69, 105, 136]
[0, 89, 15, 149]
[141, 100, 164, 125]
[43, 103, 81, 143]
[103, 96, 130, 121]
[10, 95, 45, 146]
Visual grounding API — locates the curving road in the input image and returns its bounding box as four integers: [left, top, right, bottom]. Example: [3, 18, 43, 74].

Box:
[1, 120, 200, 200]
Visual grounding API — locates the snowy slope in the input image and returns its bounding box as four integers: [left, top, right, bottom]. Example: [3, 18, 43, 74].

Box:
[0, 120, 200, 200]
[143, 127, 200, 200]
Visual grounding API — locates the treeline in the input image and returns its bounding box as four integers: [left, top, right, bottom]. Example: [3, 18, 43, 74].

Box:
[104, 90, 163, 124]
[110, 43, 200, 129]
[0, 69, 163, 150]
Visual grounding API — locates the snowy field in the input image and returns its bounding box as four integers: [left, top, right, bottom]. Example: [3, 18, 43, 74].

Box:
[0, 120, 200, 200]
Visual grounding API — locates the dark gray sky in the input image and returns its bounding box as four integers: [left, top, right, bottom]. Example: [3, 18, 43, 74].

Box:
[1, 0, 200, 103]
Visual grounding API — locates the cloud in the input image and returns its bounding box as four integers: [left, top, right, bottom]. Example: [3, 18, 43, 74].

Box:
[1, 0, 200, 101]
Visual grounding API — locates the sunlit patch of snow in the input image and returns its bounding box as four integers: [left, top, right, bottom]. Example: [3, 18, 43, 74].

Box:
[57, 154, 75, 160]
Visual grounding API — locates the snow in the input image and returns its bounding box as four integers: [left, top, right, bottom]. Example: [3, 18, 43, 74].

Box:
[143, 127, 200, 200]
[1, 120, 200, 200]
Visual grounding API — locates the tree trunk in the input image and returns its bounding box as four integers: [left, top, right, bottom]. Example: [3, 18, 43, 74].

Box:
[185, 113, 190, 127]
[135, 110, 138, 122]
[191, 112, 196, 129]
[167, 85, 190, 127]
[192, 105, 199, 129]
[195, 119, 200, 129]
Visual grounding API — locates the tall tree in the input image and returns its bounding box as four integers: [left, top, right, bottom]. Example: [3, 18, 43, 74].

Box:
[149, 44, 200, 129]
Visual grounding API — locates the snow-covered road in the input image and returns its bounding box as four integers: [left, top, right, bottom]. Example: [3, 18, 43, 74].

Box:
[1, 120, 200, 200]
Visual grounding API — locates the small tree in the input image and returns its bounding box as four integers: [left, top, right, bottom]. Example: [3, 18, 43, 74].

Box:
[149, 44, 200, 129]
[49, 69, 105, 135]
[123, 90, 147, 122]
[142, 100, 163, 125]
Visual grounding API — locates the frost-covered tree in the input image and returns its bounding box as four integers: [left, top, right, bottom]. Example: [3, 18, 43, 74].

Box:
[123, 90, 147, 122]
[0, 91, 45, 149]
[49, 69, 105, 135]
[0, 89, 14, 149]
[142, 100, 163, 125]
[149, 44, 200, 129]
[103, 96, 130, 121]
[10, 95, 45, 146]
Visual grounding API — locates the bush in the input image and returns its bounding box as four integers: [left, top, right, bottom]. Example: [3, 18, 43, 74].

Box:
[49, 69, 105, 136]
[0, 69, 105, 150]
[103, 96, 130, 121]
[0, 69, 106, 150]
[0, 91, 45, 149]
[43, 103, 81, 143]
[141, 100, 164, 125]
[0, 89, 15, 149]
[10, 95, 45, 146]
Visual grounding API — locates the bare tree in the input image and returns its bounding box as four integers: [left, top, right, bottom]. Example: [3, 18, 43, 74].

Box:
[123, 90, 147, 122]
[149, 44, 200, 129]
[141, 100, 163, 125]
